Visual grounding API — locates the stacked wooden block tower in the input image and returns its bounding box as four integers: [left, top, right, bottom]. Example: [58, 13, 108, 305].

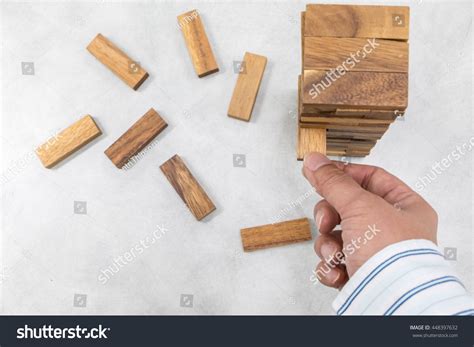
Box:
[297, 4, 410, 160]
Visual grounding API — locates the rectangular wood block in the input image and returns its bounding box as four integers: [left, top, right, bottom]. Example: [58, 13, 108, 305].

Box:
[228, 52, 267, 121]
[87, 33, 149, 90]
[241, 218, 312, 251]
[178, 9, 219, 77]
[297, 127, 326, 161]
[304, 4, 410, 40]
[105, 108, 168, 169]
[302, 70, 408, 109]
[36, 115, 102, 168]
[304, 37, 408, 73]
[160, 154, 216, 221]
[299, 116, 393, 126]
[300, 123, 389, 133]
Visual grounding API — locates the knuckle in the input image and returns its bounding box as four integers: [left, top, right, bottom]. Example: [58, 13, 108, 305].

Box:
[316, 167, 349, 192]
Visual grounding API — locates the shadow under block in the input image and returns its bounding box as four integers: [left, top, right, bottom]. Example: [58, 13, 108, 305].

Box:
[36, 115, 102, 168]
[178, 9, 219, 77]
[160, 154, 216, 221]
[87, 33, 149, 90]
[104, 108, 168, 169]
[241, 218, 312, 251]
[302, 70, 408, 110]
[227, 52, 267, 121]
[297, 127, 326, 160]
[304, 37, 408, 73]
[304, 4, 410, 41]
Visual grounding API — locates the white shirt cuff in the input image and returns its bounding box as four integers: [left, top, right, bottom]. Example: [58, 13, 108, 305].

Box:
[332, 239, 474, 315]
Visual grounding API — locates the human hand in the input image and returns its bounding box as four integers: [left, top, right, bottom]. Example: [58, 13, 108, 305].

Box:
[303, 152, 438, 289]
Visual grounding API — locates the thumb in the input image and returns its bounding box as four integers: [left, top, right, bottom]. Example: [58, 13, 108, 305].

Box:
[303, 152, 368, 216]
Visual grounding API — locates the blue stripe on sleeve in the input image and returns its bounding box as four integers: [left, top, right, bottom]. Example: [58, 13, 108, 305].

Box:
[384, 276, 462, 315]
[337, 248, 443, 315]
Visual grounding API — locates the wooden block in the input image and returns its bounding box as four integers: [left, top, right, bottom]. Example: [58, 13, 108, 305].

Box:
[160, 154, 216, 221]
[299, 116, 393, 126]
[304, 37, 408, 73]
[241, 218, 312, 251]
[36, 115, 102, 168]
[301, 12, 305, 72]
[326, 149, 370, 157]
[105, 108, 168, 169]
[297, 127, 326, 161]
[87, 33, 149, 90]
[335, 108, 400, 119]
[228, 52, 267, 121]
[178, 9, 219, 77]
[300, 123, 389, 133]
[302, 70, 408, 110]
[327, 130, 384, 141]
[304, 4, 410, 40]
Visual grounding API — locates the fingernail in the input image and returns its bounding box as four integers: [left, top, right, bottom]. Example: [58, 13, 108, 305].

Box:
[303, 152, 331, 172]
[315, 210, 324, 231]
[325, 269, 341, 284]
[321, 242, 338, 262]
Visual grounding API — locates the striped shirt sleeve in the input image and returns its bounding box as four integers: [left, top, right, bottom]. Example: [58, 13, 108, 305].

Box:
[332, 239, 474, 315]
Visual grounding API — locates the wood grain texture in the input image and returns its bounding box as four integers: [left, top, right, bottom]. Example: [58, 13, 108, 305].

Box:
[299, 116, 393, 126]
[304, 4, 410, 40]
[335, 108, 401, 119]
[178, 9, 219, 77]
[302, 70, 408, 109]
[87, 33, 149, 90]
[300, 123, 389, 133]
[301, 11, 305, 72]
[228, 52, 267, 121]
[297, 127, 326, 161]
[36, 115, 102, 168]
[160, 154, 216, 221]
[241, 218, 312, 251]
[299, 76, 400, 119]
[304, 37, 408, 73]
[105, 108, 168, 169]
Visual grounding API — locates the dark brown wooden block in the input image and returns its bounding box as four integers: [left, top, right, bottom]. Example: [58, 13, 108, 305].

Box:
[160, 154, 216, 221]
[105, 108, 167, 168]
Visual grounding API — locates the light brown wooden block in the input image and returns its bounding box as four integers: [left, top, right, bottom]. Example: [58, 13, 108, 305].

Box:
[87, 33, 149, 90]
[304, 4, 410, 41]
[301, 11, 305, 72]
[36, 115, 102, 168]
[299, 116, 393, 126]
[160, 154, 216, 221]
[304, 37, 408, 73]
[297, 127, 326, 161]
[178, 9, 219, 77]
[300, 123, 389, 133]
[335, 108, 401, 119]
[104, 108, 168, 169]
[302, 70, 408, 110]
[228, 52, 267, 121]
[241, 218, 312, 251]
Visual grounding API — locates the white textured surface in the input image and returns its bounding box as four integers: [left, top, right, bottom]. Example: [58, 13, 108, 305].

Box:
[0, 0, 472, 314]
